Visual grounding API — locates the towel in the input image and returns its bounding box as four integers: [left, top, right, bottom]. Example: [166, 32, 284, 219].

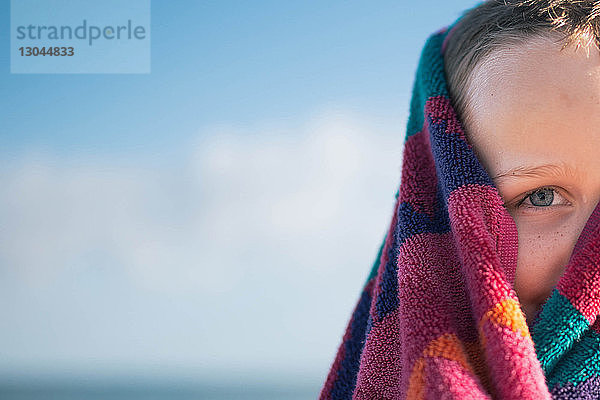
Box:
[318, 23, 600, 400]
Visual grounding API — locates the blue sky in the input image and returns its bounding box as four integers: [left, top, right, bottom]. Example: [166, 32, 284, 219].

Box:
[1, 0, 480, 393]
[1, 1, 479, 154]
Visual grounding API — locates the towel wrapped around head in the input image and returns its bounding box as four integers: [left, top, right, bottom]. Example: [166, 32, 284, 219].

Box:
[318, 16, 600, 400]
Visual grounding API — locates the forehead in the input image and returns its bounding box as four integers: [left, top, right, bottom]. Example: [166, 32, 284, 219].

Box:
[464, 37, 600, 182]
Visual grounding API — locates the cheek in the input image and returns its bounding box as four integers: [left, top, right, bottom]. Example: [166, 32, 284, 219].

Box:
[512, 220, 577, 303]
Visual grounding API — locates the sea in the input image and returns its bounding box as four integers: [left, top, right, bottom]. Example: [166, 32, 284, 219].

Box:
[0, 379, 320, 400]
[0, 381, 319, 399]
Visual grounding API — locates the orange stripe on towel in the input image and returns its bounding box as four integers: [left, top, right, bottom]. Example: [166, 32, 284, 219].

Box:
[480, 298, 530, 338]
[407, 333, 475, 399]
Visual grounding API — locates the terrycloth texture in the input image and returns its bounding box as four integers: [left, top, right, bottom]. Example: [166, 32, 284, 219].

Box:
[319, 25, 600, 400]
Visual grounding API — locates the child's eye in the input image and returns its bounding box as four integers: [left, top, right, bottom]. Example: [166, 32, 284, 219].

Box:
[516, 186, 570, 210]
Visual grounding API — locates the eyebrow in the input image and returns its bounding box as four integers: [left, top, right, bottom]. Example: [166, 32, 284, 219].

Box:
[491, 162, 583, 181]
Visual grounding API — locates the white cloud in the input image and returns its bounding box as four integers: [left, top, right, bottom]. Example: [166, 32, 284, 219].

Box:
[0, 106, 405, 379]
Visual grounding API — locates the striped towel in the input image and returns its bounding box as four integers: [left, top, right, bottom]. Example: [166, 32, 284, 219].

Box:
[319, 25, 600, 400]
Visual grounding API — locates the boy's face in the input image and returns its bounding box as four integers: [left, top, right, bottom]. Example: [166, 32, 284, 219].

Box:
[464, 36, 600, 324]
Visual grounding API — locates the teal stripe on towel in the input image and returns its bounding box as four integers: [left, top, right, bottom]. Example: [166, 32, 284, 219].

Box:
[405, 32, 449, 141]
[532, 289, 590, 374]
